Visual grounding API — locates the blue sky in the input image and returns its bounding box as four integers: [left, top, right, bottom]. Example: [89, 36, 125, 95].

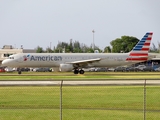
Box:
[0, 0, 159, 50]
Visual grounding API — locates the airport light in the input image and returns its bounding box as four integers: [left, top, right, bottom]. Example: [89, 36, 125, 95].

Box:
[92, 30, 95, 51]
[50, 42, 52, 49]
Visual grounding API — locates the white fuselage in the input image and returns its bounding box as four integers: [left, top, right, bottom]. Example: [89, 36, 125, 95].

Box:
[2, 53, 154, 69]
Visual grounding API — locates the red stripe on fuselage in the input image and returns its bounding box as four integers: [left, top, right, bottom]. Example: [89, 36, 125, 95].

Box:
[126, 57, 148, 61]
[129, 53, 148, 56]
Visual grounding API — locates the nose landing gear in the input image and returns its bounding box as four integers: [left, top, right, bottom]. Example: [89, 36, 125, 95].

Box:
[18, 69, 21, 74]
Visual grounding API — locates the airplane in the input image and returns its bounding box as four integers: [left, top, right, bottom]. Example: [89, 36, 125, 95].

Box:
[1, 32, 154, 74]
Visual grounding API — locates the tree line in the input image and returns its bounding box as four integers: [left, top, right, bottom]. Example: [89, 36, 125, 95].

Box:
[36, 36, 160, 53]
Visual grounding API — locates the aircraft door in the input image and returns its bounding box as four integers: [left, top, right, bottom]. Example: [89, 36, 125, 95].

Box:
[16, 55, 26, 63]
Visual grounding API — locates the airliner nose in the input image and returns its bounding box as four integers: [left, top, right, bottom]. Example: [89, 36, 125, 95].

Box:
[1, 59, 9, 67]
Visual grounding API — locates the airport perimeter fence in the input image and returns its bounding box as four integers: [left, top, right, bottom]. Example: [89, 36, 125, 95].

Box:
[0, 80, 160, 120]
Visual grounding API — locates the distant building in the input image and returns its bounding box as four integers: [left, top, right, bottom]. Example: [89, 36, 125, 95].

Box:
[3, 45, 13, 49]
[0, 45, 36, 65]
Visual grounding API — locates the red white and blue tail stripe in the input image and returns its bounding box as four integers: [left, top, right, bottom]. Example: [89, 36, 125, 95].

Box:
[126, 32, 153, 62]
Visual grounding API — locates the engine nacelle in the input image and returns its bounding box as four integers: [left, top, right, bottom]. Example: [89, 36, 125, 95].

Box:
[59, 64, 73, 72]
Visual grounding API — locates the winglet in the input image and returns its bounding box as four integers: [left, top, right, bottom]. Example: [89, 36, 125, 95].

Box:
[126, 32, 153, 62]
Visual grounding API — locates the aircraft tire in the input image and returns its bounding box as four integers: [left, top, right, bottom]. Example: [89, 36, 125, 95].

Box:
[74, 69, 79, 74]
[79, 70, 84, 74]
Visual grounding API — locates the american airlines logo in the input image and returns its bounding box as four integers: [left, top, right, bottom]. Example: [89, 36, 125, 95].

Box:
[28, 55, 62, 61]
[23, 55, 30, 61]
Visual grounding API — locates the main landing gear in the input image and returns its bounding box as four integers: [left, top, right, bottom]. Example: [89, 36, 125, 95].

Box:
[74, 69, 85, 74]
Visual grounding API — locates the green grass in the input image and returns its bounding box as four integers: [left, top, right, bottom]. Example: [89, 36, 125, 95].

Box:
[1, 71, 160, 80]
[0, 72, 160, 119]
[0, 86, 159, 120]
[1, 109, 160, 120]
[0, 109, 160, 120]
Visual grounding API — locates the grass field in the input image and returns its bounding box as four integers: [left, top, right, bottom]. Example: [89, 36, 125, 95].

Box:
[0, 86, 159, 120]
[0, 71, 160, 80]
[0, 72, 160, 120]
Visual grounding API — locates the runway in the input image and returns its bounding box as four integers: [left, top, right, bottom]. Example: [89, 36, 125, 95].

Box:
[0, 80, 160, 86]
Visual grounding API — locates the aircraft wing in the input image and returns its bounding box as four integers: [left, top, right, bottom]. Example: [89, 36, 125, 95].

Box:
[65, 58, 101, 67]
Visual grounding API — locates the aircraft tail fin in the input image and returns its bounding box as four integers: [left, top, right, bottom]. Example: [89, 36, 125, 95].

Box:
[126, 32, 153, 62]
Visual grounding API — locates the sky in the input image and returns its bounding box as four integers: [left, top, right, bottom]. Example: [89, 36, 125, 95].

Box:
[0, 0, 160, 50]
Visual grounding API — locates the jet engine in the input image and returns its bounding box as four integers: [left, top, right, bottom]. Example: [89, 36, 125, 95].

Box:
[59, 64, 73, 72]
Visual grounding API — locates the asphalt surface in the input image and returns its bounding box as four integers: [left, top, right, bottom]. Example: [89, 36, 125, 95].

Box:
[0, 80, 160, 86]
